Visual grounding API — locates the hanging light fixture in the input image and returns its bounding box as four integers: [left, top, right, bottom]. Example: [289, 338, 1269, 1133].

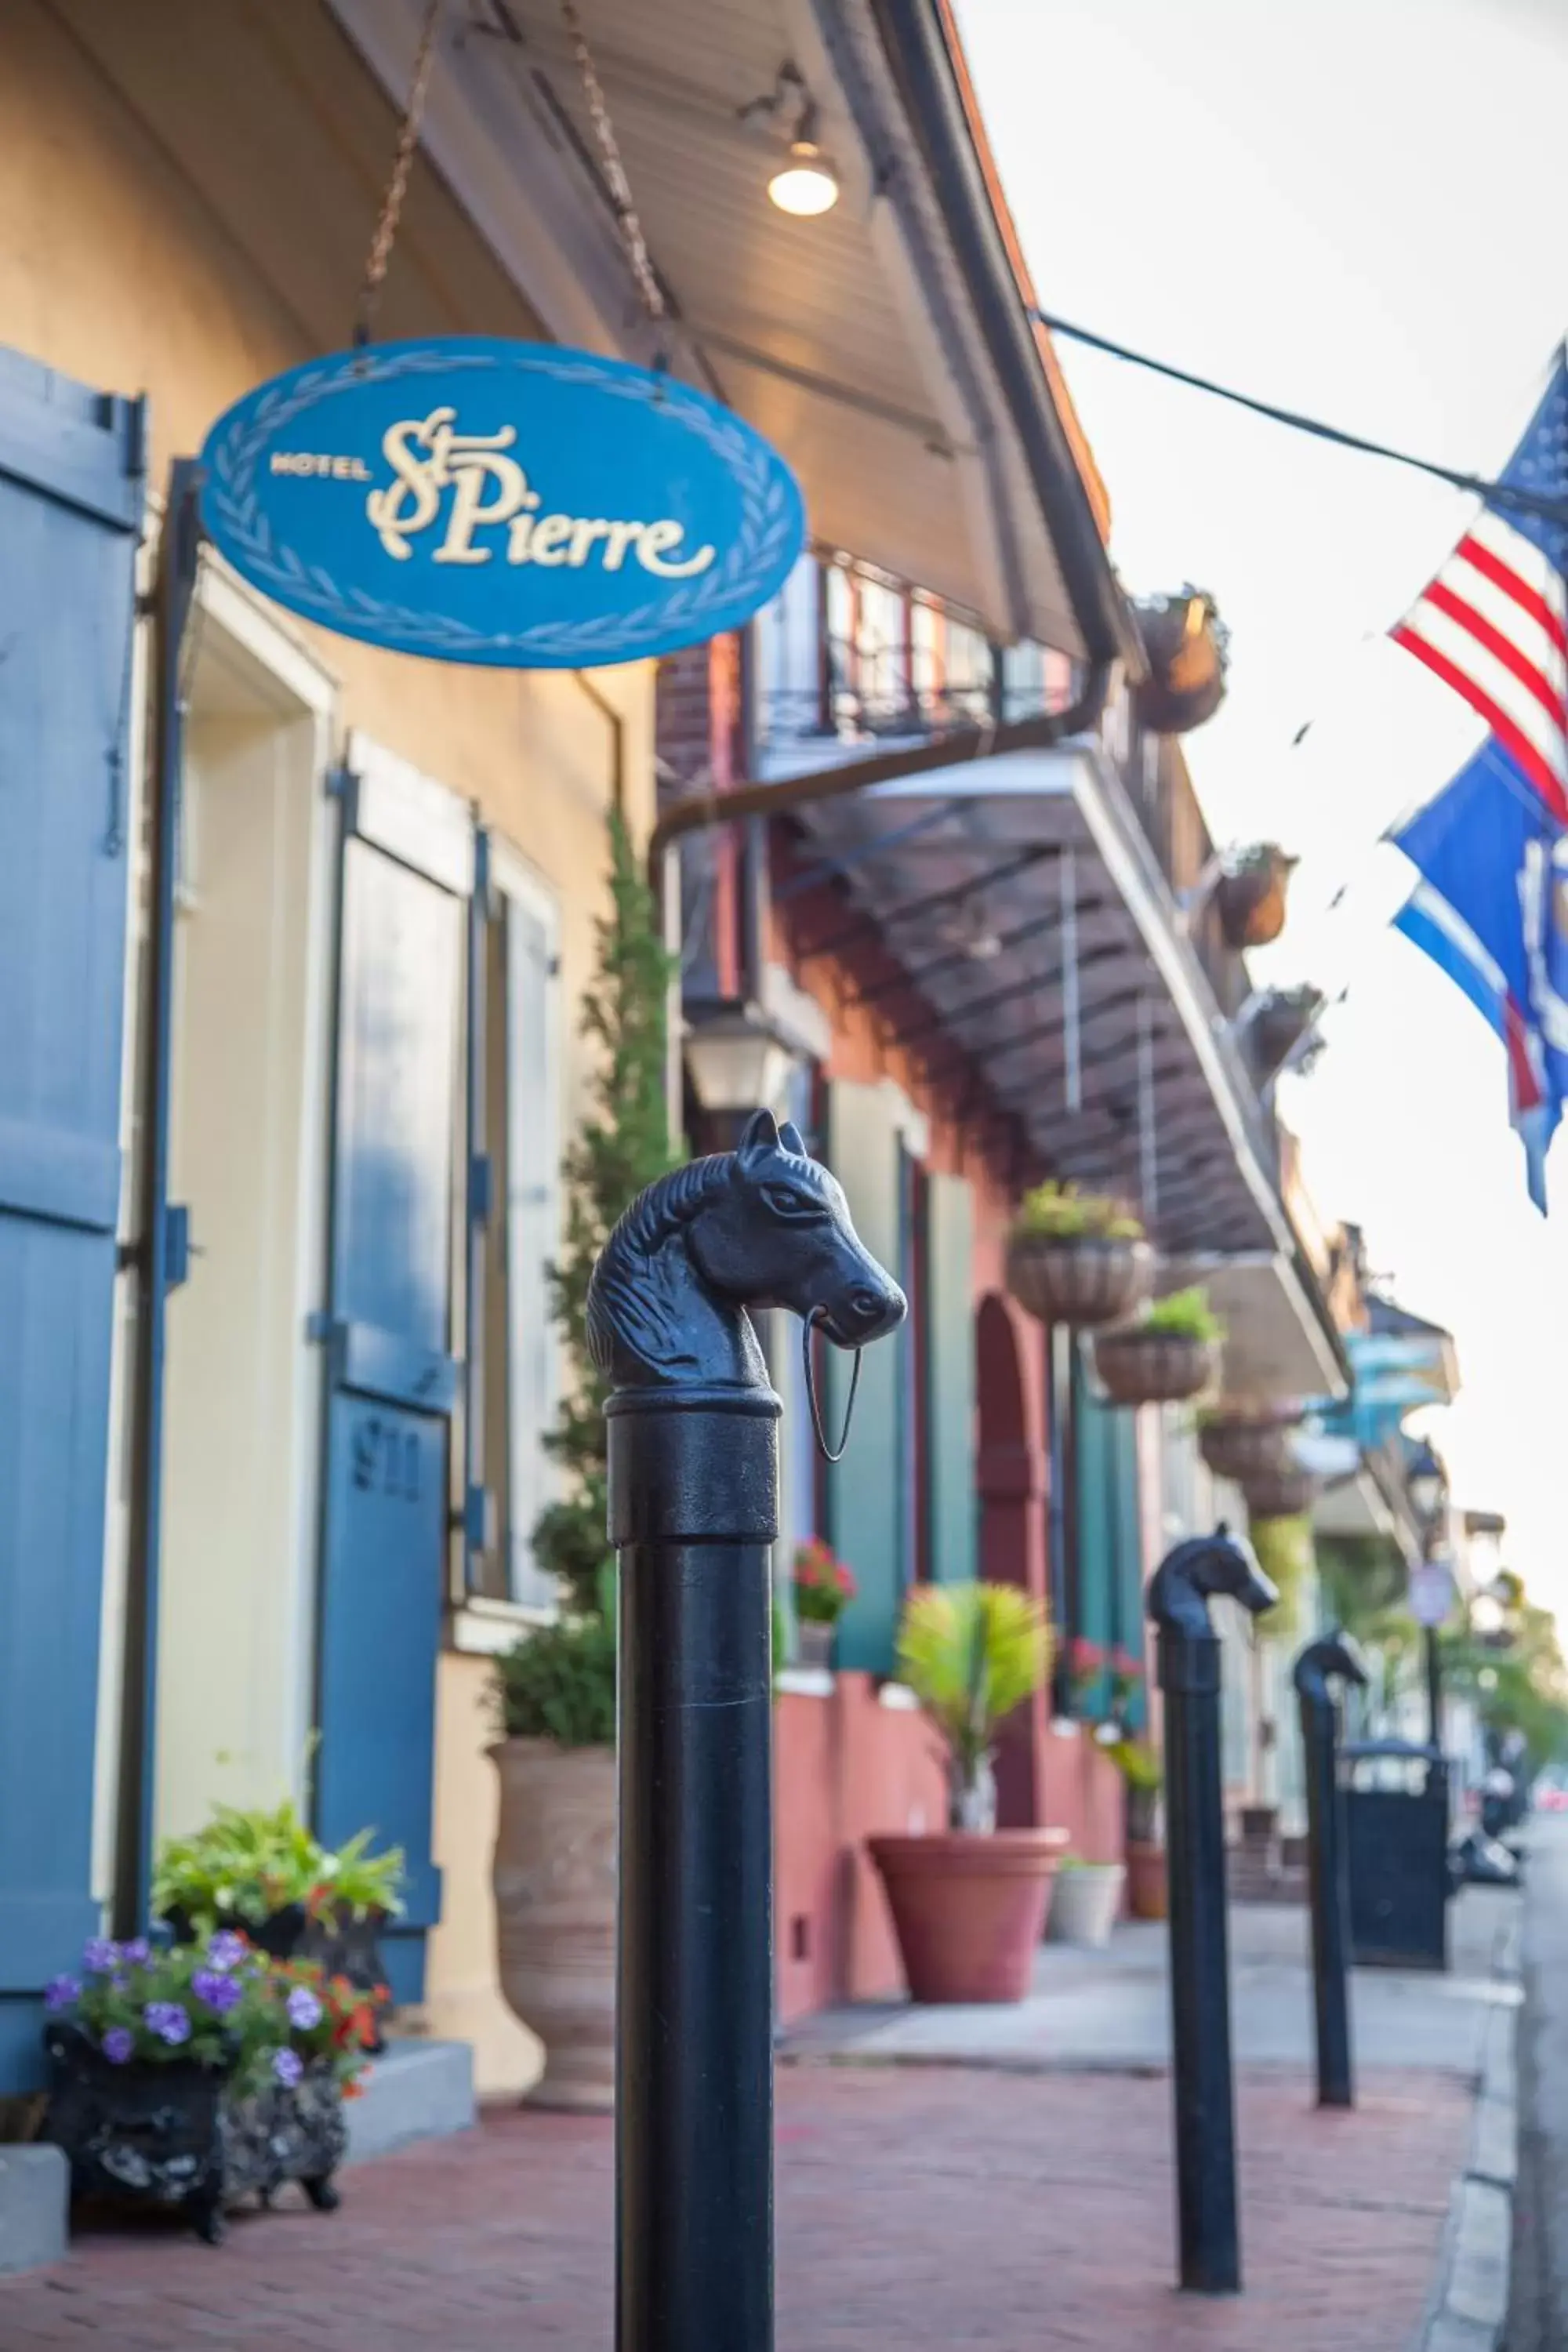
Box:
[768, 138, 840, 217]
[741, 65, 841, 218]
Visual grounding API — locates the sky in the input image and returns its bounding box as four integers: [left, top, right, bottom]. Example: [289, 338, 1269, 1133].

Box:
[954, 0, 1568, 1612]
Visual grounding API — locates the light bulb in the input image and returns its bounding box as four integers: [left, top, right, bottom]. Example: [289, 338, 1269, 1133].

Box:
[768, 142, 840, 217]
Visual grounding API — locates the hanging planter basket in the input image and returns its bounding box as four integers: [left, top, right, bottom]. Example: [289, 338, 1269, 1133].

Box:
[1132, 590, 1229, 735]
[1198, 1404, 1301, 1486]
[1006, 1236, 1154, 1330]
[1241, 1465, 1320, 1520]
[1214, 847, 1298, 951]
[1091, 1326, 1221, 1406]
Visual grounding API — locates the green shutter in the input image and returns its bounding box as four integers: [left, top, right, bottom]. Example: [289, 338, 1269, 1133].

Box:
[925, 1172, 976, 1585]
[1073, 1352, 1116, 1686]
[1112, 1406, 1146, 1726]
[825, 1080, 902, 1673]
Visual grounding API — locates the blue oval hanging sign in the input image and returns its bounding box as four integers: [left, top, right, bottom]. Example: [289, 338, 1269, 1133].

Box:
[198, 339, 806, 669]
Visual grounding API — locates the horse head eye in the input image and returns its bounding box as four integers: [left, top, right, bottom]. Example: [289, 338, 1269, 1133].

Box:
[761, 1183, 815, 1220]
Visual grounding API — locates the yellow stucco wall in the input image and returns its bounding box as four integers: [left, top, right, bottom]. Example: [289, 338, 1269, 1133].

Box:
[1, 0, 648, 2092]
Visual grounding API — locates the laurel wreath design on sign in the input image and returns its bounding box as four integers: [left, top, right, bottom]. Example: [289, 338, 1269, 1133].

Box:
[205, 347, 798, 662]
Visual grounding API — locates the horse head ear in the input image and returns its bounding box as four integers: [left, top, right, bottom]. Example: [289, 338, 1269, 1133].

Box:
[738, 1107, 781, 1159]
[779, 1120, 808, 1158]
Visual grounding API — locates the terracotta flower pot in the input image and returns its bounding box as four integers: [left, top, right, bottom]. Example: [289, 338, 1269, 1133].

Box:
[869, 1828, 1068, 2003]
[1126, 1841, 1168, 1921]
[1046, 1862, 1126, 1947]
[491, 1738, 617, 2111]
[1091, 1327, 1220, 1406]
[1005, 1236, 1153, 1330]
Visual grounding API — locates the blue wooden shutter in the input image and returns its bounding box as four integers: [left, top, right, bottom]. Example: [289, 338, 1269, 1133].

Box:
[0, 350, 143, 2089]
[924, 1173, 976, 1585]
[315, 739, 474, 2003]
[824, 1080, 904, 1672]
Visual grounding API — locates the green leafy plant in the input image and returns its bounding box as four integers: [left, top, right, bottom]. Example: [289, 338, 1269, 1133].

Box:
[532, 810, 679, 1621]
[896, 1581, 1053, 1832]
[152, 1802, 404, 1932]
[492, 1570, 618, 1749]
[1137, 1287, 1225, 1345]
[1108, 1736, 1163, 1842]
[1011, 1181, 1144, 1244]
[1247, 1513, 1315, 1631]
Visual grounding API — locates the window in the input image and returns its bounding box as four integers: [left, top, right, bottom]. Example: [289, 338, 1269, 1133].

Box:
[472, 843, 561, 1610]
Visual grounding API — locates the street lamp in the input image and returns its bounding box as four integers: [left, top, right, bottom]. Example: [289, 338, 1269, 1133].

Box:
[1406, 1439, 1446, 1530]
[1405, 1439, 1449, 1758]
[683, 999, 800, 1151]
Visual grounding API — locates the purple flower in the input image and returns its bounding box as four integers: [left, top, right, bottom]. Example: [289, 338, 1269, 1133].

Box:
[43, 1976, 80, 2015]
[120, 1938, 151, 1970]
[285, 1987, 323, 2031]
[192, 1969, 242, 2016]
[102, 2027, 134, 2066]
[272, 2047, 303, 2089]
[82, 1939, 118, 1976]
[206, 1930, 248, 1973]
[143, 2001, 191, 2047]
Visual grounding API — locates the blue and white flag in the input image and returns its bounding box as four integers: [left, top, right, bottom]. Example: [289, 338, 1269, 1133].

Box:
[1391, 353, 1568, 1211]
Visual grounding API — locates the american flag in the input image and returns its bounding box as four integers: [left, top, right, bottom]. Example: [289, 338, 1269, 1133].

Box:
[1392, 358, 1568, 822]
[1390, 351, 1568, 1211]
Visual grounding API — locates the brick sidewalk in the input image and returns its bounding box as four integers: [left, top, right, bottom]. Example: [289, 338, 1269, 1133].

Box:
[0, 2063, 1469, 2350]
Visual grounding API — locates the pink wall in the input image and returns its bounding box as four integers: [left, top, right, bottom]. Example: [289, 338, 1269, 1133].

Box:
[775, 1677, 945, 2024]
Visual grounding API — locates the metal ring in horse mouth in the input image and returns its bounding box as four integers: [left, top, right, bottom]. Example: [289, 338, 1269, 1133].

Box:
[802, 1305, 862, 1464]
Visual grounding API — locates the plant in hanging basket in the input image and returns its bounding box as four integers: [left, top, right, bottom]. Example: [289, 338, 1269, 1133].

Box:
[1005, 1183, 1152, 1329]
[1091, 1287, 1224, 1406]
[1213, 844, 1298, 951]
[1241, 1465, 1321, 1522]
[1197, 1399, 1303, 1485]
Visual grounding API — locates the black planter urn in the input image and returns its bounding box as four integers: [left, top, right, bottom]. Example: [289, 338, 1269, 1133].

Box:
[43, 2025, 348, 2245]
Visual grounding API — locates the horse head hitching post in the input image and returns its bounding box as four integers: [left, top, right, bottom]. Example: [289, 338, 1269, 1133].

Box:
[1147, 1525, 1278, 2296]
[1293, 1628, 1368, 2110]
[591, 1108, 906, 2352]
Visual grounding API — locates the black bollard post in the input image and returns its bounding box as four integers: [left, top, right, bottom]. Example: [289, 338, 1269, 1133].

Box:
[593, 1109, 906, 2352]
[1147, 1525, 1278, 2296]
[1293, 1628, 1368, 2110]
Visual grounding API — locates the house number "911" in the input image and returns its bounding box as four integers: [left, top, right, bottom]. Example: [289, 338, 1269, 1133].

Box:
[351, 1416, 421, 1502]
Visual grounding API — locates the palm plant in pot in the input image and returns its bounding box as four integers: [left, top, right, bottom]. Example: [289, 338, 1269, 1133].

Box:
[491, 810, 673, 2114]
[1005, 1181, 1152, 1330]
[1091, 1287, 1224, 1407]
[869, 1582, 1065, 2003]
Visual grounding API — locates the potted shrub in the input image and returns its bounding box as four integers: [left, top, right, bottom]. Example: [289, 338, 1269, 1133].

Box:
[868, 1582, 1065, 2003]
[1197, 1399, 1302, 1486]
[491, 1588, 618, 2112]
[154, 1802, 402, 2052]
[1004, 1183, 1152, 1330]
[790, 1537, 855, 1670]
[1109, 1738, 1167, 1919]
[1045, 1853, 1126, 1947]
[41, 1931, 375, 2242]
[1091, 1287, 1224, 1406]
[490, 811, 676, 2112]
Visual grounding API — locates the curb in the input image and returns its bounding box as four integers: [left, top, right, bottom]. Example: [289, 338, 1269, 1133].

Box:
[1416, 1902, 1521, 2352]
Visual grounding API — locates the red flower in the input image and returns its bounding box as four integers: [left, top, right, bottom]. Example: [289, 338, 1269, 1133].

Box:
[1069, 1637, 1105, 1675]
